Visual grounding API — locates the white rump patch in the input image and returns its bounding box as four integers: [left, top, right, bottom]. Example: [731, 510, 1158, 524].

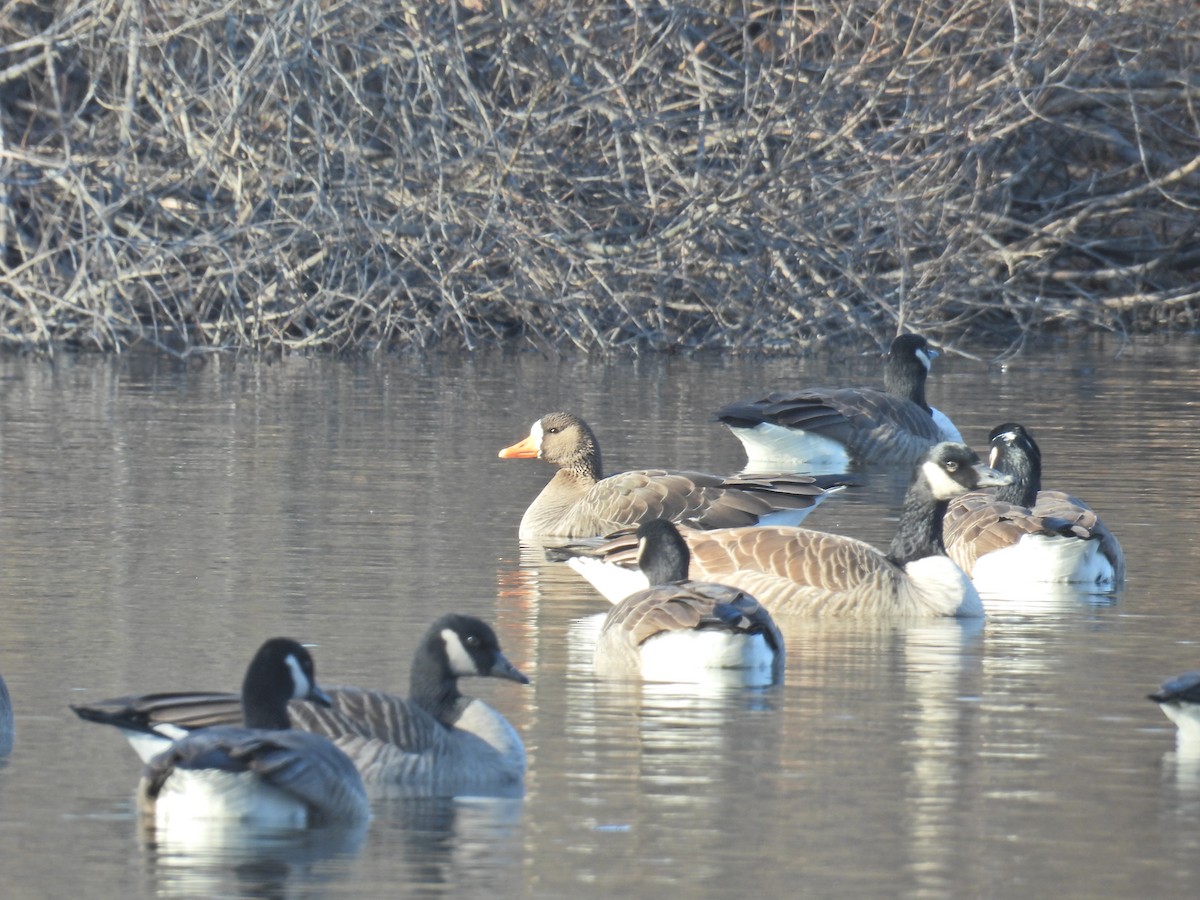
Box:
[729, 422, 851, 473]
[971, 536, 1117, 589]
[1158, 702, 1200, 751]
[639, 631, 777, 686]
[154, 770, 309, 830]
[565, 556, 650, 604]
[122, 727, 180, 764]
[904, 556, 982, 617]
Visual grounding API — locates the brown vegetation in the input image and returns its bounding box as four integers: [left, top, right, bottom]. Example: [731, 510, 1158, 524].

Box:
[1, 0, 1198, 355]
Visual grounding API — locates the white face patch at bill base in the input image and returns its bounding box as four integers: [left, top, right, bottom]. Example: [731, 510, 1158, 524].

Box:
[442, 628, 480, 677]
[920, 459, 969, 500]
[530, 419, 544, 457]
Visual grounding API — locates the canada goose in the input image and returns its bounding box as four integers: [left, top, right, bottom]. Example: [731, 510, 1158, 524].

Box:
[714, 334, 962, 471]
[593, 519, 785, 685]
[498, 411, 845, 540]
[552, 442, 1010, 618]
[1149, 672, 1200, 746]
[72, 615, 530, 799]
[72, 638, 370, 828]
[0, 674, 12, 756]
[942, 423, 1125, 589]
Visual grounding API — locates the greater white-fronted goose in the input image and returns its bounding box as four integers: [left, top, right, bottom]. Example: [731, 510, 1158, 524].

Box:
[552, 442, 1009, 618]
[73, 638, 370, 828]
[72, 615, 530, 799]
[942, 423, 1125, 589]
[714, 334, 962, 471]
[594, 519, 785, 685]
[498, 411, 844, 540]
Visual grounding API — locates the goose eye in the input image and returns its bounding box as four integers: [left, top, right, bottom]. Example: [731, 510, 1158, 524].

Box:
[546, 427, 559, 434]
[945, 461, 959, 472]
[465, 635, 480, 648]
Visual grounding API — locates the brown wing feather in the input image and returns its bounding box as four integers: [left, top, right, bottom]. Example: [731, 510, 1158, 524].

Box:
[944, 489, 1125, 580]
[682, 527, 902, 615]
[552, 470, 833, 537]
[1031, 490, 1125, 580]
[943, 493, 1062, 573]
[731, 388, 942, 466]
[605, 581, 778, 648]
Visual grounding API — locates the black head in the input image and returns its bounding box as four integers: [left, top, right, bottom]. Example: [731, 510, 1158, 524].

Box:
[1149, 671, 1200, 705]
[988, 423, 1042, 472]
[420, 614, 530, 686]
[884, 335, 939, 407]
[986, 423, 1042, 505]
[635, 519, 691, 585]
[889, 334, 936, 367]
[917, 442, 1013, 501]
[241, 637, 332, 729]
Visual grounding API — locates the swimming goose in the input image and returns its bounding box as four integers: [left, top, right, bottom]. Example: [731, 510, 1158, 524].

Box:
[714, 334, 962, 471]
[1149, 671, 1200, 746]
[0, 674, 12, 756]
[72, 638, 370, 828]
[498, 411, 844, 540]
[942, 423, 1125, 589]
[552, 442, 1009, 618]
[594, 519, 785, 684]
[72, 615, 530, 799]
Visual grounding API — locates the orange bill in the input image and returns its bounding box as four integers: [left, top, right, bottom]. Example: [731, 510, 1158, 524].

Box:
[499, 434, 539, 458]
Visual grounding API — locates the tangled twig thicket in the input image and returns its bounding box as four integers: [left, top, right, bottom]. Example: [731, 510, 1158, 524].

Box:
[0, 0, 1198, 355]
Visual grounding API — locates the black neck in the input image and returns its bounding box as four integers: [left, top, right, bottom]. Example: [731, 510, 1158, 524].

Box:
[639, 528, 690, 584]
[884, 356, 930, 413]
[241, 674, 293, 730]
[410, 650, 467, 726]
[886, 478, 948, 565]
[993, 445, 1040, 507]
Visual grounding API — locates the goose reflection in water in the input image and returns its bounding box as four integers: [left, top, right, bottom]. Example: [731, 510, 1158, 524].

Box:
[142, 818, 368, 899]
[366, 797, 525, 895]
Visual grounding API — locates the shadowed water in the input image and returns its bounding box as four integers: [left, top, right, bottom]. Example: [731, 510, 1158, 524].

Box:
[0, 337, 1197, 898]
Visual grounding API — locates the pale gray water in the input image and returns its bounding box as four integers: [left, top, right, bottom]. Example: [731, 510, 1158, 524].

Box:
[0, 337, 1197, 898]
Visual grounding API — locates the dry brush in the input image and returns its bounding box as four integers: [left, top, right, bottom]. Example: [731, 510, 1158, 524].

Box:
[1, 0, 1198, 354]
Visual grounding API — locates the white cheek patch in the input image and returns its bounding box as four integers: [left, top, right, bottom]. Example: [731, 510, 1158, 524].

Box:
[922, 460, 968, 500]
[284, 654, 312, 700]
[442, 628, 480, 676]
[916, 348, 933, 372]
[531, 420, 544, 458]
[635, 536, 650, 570]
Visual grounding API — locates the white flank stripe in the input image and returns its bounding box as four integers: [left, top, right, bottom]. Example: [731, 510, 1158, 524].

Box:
[639, 631, 776, 687]
[565, 557, 649, 604]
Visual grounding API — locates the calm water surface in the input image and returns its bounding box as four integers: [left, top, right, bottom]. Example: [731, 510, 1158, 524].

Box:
[0, 337, 1197, 898]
